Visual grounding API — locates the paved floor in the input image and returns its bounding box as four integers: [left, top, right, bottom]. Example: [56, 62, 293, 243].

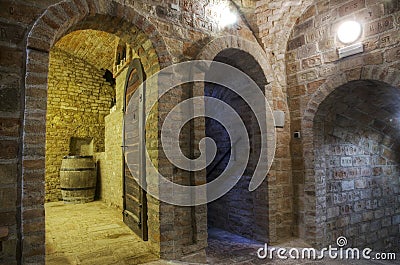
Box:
[46, 201, 399, 265]
[45, 201, 158, 265]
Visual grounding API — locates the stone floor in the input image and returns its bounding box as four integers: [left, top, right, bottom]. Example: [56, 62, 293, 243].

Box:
[45, 201, 158, 265]
[46, 201, 399, 265]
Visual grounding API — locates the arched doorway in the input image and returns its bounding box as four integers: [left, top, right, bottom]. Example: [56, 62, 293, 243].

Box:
[313, 80, 400, 251]
[203, 48, 271, 259]
[23, 1, 171, 262]
[44, 27, 155, 264]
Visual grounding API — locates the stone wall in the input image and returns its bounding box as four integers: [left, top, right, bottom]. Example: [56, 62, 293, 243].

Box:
[313, 80, 400, 251]
[45, 48, 114, 202]
[322, 136, 399, 250]
[101, 66, 126, 209]
[286, 0, 400, 246]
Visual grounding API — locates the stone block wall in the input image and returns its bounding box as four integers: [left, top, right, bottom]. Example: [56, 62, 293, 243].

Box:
[45, 48, 114, 202]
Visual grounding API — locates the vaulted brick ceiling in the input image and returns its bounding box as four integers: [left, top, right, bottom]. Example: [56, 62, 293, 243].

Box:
[316, 80, 400, 158]
[52, 0, 313, 74]
[232, 0, 313, 88]
[234, 0, 312, 41]
[54, 29, 119, 71]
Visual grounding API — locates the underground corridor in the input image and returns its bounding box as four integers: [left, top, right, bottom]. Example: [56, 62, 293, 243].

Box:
[44, 25, 159, 264]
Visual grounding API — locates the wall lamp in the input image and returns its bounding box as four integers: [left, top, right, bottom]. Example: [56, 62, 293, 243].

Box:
[337, 20, 364, 59]
[219, 7, 238, 28]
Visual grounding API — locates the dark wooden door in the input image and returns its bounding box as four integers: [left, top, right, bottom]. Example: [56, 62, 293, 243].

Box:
[123, 59, 148, 240]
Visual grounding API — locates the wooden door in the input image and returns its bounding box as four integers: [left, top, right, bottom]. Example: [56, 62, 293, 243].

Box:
[123, 59, 148, 240]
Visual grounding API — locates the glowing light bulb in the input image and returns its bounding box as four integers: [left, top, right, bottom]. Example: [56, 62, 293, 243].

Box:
[337, 21, 362, 44]
[219, 7, 237, 28]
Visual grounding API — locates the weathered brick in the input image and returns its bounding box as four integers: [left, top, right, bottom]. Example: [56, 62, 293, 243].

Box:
[290, 85, 306, 97]
[338, 0, 365, 17]
[364, 51, 384, 65]
[0, 117, 20, 137]
[23, 159, 45, 170]
[357, 3, 385, 21]
[288, 35, 305, 51]
[385, 46, 400, 63]
[363, 36, 379, 52]
[0, 187, 17, 209]
[0, 164, 18, 185]
[302, 55, 322, 69]
[0, 1, 42, 25]
[0, 211, 16, 226]
[345, 68, 362, 80]
[0, 46, 23, 69]
[23, 208, 45, 220]
[0, 21, 26, 45]
[383, 0, 400, 14]
[365, 16, 394, 36]
[293, 19, 314, 37]
[0, 140, 18, 159]
[23, 219, 45, 233]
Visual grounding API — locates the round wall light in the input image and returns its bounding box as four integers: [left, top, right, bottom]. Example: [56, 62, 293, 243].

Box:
[218, 7, 237, 28]
[337, 21, 362, 44]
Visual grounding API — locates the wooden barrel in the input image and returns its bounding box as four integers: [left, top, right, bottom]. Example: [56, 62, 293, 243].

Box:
[60, 156, 96, 204]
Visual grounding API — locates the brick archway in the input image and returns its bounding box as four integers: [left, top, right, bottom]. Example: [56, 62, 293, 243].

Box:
[22, 0, 171, 262]
[197, 36, 292, 243]
[197, 36, 275, 83]
[301, 66, 400, 247]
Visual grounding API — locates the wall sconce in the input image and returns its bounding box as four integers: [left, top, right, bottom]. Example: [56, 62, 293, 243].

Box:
[217, 5, 238, 28]
[337, 20, 364, 59]
[337, 21, 362, 44]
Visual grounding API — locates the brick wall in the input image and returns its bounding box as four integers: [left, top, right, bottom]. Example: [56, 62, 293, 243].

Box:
[0, 1, 50, 263]
[101, 66, 126, 209]
[313, 80, 400, 251]
[205, 81, 269, 242]
[45, 48, 114, 202]
[16, 0, 268, 261]
[10, 0, 400, 262]
[286, 0, 400, 247]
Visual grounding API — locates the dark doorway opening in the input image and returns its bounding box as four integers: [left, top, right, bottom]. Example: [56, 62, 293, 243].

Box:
[205, 49, 269, 250]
